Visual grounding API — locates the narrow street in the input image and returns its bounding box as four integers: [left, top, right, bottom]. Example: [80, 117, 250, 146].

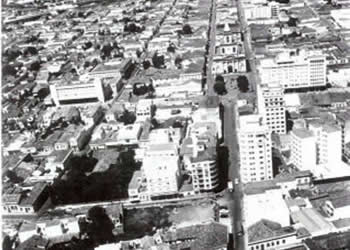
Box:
[206, 0, 217, 96]
[236, 0, 259, 93]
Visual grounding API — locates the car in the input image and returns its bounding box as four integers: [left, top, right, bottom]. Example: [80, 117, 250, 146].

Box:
[234, 178, 239, 185]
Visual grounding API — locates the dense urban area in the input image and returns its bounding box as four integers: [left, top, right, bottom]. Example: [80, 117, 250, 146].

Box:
[2, 0, 350, 249]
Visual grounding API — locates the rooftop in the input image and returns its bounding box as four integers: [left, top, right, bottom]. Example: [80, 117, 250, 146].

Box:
[248, 219, 296, 243]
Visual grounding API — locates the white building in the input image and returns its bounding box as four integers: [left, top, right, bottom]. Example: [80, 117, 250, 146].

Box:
[237, 114, 273, 183]
[244, 181, 290, 228]
[143, 151, 180, 197]
[257, 84, 286, 134]
[182, 136, 218, 192]
[291, 129, 316, 171]
[50, 78, 105, 106]
[259, 49, 327, 90]
[309, 122, 342, 165]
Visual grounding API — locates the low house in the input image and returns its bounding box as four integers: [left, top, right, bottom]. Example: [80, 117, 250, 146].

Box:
[162, 221, 228, 250]
[18, 217, 80, 243]
[322, 190, 350, 219]
[247, 220, 300, 250]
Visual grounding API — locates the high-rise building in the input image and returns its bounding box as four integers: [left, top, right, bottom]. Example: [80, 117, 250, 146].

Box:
[291, 129, 316, 171]
[336, 111, 350, 159]
[309, 122, 342, 165]
[257, 84, 286, 134]
[237, 114, 273, 183]
[259, 49, 326, 90]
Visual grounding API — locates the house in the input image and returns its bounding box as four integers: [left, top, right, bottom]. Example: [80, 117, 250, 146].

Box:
[291, 208, 335, 237]
[248, 220, 300, 250]
[117, 123, 143, 145]
[18, 217, 80, 243]
[162, 221, 228, 250]
[16, 235, 50, 250]
[128, 170, 143, 201]
[322, 190, 350, 219]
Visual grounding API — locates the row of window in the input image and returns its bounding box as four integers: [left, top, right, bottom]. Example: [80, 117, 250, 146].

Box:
[250, 238, 286, 250]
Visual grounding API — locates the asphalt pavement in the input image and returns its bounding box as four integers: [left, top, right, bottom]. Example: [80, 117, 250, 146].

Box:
[222, 101, 246, 250]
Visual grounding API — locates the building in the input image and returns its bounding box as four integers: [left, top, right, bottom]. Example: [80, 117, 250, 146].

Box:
[257, 84, 286, 134]
[142, 144, 181, 197]
[336, 111, 350, 160]
[49, 78, 106, 106]
[143, 155, 180, 197]
[290, 129, 316, 171]
[2, 182, 49, 215]
[237, 114, 273, 183]
[322, 190, 350, 220]
[259, 49, 327, 90]
[308, 122, 342, 165]
[182, 136, 219, 192]
[248, 220, 300, 250]
[244, 2, 280, 20]
[18, 217, 80, 243]
[243, 181, 290, 227]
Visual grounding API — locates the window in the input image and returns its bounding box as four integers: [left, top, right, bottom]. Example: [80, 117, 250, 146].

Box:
[282, 240, 286, 244]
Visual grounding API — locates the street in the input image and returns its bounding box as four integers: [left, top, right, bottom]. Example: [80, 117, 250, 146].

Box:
[223, 101, 246, 250]
[236, 0, 259, 93]
[206, 0, 217, 96]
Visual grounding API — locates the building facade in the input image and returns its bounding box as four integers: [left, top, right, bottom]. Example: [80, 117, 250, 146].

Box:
[259, 49, 327, 90]
[291, 129, 316, 171]
[238, 114, 273, 183]
[257, 84, 286, 134]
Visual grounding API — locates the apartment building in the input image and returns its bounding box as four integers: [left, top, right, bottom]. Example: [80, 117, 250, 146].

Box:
[257, 84, 286, 134]
[259, 49, 327, 90]
[309, 122, 342, 165]
[291, 129, 316, 171]
[336, 111, 350, 159]
[237, 114, 273, 183]
[143, 154, 180, 197]
[182, 136, 219, 192]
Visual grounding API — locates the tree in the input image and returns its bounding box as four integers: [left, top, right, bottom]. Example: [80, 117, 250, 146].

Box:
[167, 44, 176, 53]
[214, 81, 227, 95]
[2, 64, 17, 77]
[237, 75, 249, 92]
[26, 46, 38, 55]
[152, 53, 165, 68]
[87, 206, 114, 246]
[182, 24, 193, 34]
[117, 110, 136, 125]
[215, 74, 225, 83]
[143, 60, 151, 70]
[101, 44, 113, 58]
[30, 61, 41, 71]
[175, 56, 182, 68]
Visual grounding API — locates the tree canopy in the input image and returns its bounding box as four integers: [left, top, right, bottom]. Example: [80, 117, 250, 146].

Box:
[237, 75, 249, 92]
[182, 24, 193, 34]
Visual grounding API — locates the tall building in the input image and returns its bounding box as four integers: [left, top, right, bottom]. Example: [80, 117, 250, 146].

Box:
[237, 114, 273, 183]
[259, 49, 326, 90]
[50, 78, 106, 106]
[336, 111, 350, 159]
[291, 129, 316, 171]
[309, 122, 342, 165]
[182, 137, 219, 192]
[257, 84, 286, 134]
